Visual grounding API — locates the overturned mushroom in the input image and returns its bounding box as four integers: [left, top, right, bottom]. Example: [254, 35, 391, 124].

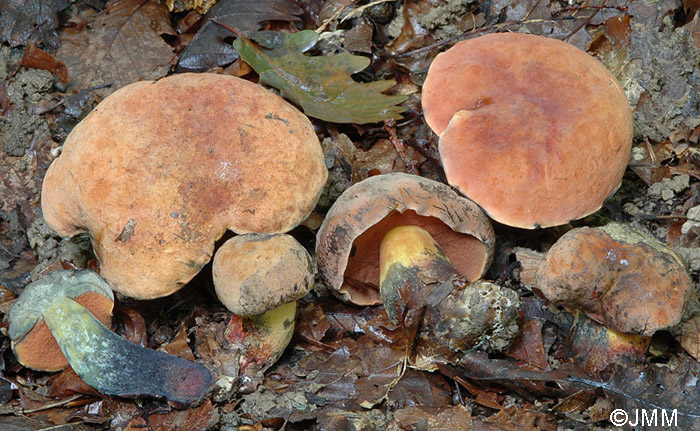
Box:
[530, 223, 692, 336]
[9, 270, 214, 404]
[422, 33, 633, 228]
[212, 233, 314, 393]
[316, 172, 495, 306]
[10, 270, 114, 372]
[41, 73, 327, 300]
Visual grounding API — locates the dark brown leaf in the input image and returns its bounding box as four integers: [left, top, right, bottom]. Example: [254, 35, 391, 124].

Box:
[148, 400, 219, 431]
[159, 325, 196, 361]
[570, 356, 700, 429]
[56, 0, 177, 94]
[297, 301, 331, 342]
[47, 367, 101, 398]
[0, 415, 91, 431]
[0, 0, 62, 50]
[177, 0, 302, 71]
[116, 307, 148, 348]
[391, 405, 473, 431]
[506, 318, 548, 370]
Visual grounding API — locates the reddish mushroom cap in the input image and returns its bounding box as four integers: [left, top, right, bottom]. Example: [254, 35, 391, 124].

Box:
[536, 223, 691, 335]
[316, 173, 495, 305]
[41, 73, 327, 299]
[422, 33, 633, 228]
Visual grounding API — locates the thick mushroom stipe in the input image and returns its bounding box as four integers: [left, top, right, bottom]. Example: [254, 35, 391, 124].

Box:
[422, 33, 633, 228]
[536, 223, 691, 335]
[212, 233, 314, 316]
[41, 73, 327, 299]
[9, 270, 214, 404]
[316, 173, 495, 305]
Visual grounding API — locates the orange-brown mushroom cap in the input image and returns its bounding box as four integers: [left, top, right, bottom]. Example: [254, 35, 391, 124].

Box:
[41, 73, 327, 299]
[212, 233, 314, 316]
[536, 223, 691, 335]
[316, 173, 495, 305]
[422, 33, 633, 228]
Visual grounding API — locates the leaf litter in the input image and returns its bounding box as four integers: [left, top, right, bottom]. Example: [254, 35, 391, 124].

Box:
[2, 0, 700, 430]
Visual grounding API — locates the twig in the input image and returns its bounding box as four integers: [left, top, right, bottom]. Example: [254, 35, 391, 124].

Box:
[316, 4, 348, 33]
[562, 0, 605, 42]
[340, 0, 395, 23]
[386, 19, 559, 58]
[21, 394, 84, 414]
[383, 120, 420, 175]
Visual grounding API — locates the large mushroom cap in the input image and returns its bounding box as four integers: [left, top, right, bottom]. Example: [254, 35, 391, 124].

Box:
[536, 223, 691, 335]
[42, 73, 327, 299]
[316, 173, 495, 305]
[212, 233, 314, 316]
[422, 33, 633, 229]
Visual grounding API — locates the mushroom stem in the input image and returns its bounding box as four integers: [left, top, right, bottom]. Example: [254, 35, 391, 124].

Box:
[379, 225, 459, 324]
[43, 296, 213, 404]
[379, 226, 520, 353]
[225, 301, 297, 393]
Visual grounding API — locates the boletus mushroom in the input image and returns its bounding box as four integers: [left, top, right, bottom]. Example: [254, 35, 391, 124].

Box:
[41, 73, 327, 300]
[316, 172, 495, 306]
[9, 270, 214, 404]
[533, 223, 692, 336]
[422, 33, 633, 228]
[212, 233, 314, 393]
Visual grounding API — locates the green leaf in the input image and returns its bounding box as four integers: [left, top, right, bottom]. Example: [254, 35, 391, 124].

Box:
[234, 30, 407, 124]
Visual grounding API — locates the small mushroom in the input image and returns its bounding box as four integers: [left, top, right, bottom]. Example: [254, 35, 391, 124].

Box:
[41, 73, 327, 300]
[422, 33, 633, 228]
[9, 270, 214, 404]
[534, 223, 692, 336]
[316, 172, 495, 306]
[212, 233, 314, 392]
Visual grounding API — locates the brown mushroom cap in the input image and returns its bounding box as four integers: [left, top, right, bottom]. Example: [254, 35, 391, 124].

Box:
[536, 223, 691, 335]
[9, 270, 114, 372]
[422, 33, 633, 228]
[41, 73, 327, 299]
[316, 173, 495, 305]
[212, 233, 314, 316]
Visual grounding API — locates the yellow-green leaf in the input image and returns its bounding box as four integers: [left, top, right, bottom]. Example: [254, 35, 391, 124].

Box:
[233, 30, 407, 124]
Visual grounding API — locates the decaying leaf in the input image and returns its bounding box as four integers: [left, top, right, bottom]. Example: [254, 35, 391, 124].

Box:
[571, 356, 700, 430]
[55, 0, 177, 94]
[234, 30, 407, 123]
[0, 0, 63, 51]
[177, 0, 303, 71]
[20, 42, 68, 84]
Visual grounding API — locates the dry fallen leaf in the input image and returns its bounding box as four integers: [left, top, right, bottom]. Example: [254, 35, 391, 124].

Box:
[0, 0, 63, 50]
[55, 0, 177, 94]
[177, 0, 302, 71]
[20, 42, 68, 84]
[234, 30, 407, 124]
